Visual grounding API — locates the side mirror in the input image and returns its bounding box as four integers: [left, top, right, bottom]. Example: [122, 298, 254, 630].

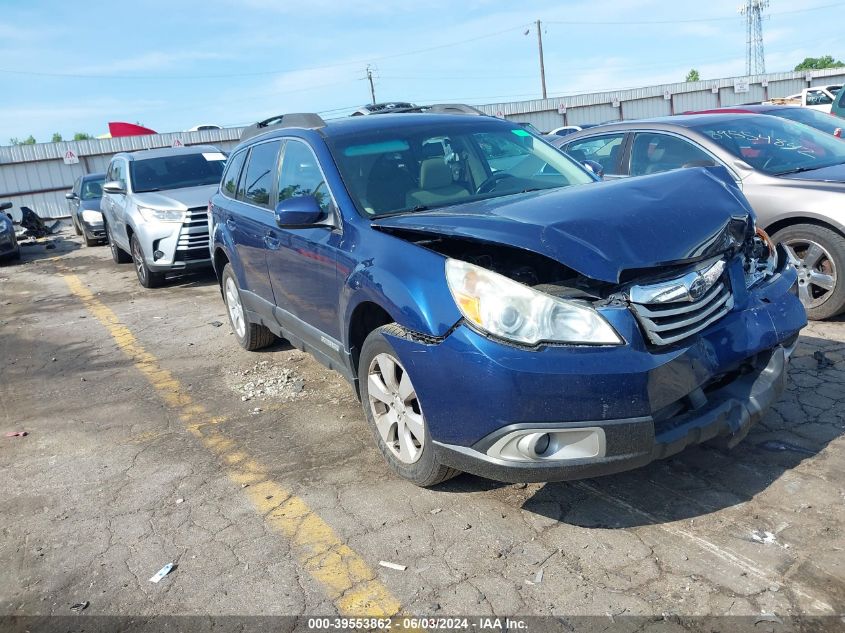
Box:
[103, 180, 126, 194]
[0, 202, 12, 212]
[582, 160, 605, 179]
[274, 196, 324, 227]
[65, 192, 78, 200]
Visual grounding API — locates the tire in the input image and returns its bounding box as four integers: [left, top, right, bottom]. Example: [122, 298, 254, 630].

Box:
[72, 215, 82, 236]
[84, 234, 99, 247]
[12, 245, 20, 261]
[221, 263, 276, 351]
[106, 221, 131, 264]
[130, 233, 165, 289]
[359, 324, 459, 487]
[772, 223, 845, 320]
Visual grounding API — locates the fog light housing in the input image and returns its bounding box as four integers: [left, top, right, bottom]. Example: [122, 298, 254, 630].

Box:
[486, 427, 606, 463]
[153, 249, 165, 261]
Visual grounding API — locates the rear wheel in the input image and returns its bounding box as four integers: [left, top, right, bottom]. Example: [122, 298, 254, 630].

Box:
[772, 223, 845, 320]
[106, 221, 131, 264]
[130, 234, 165, 288]
[359, 324, 458, 487]
[221, 263, 276, 351]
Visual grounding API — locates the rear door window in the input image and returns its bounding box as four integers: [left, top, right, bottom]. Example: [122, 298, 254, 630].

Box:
[239, 141, 281, 208]
[629, 133, 716, 176]
[221, 150, 247, 198]
[562, 133, 626, 175]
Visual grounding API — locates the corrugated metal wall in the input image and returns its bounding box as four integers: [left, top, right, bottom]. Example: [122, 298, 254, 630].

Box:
[482, 68, 845, 132]
[0, 128, 244, 219]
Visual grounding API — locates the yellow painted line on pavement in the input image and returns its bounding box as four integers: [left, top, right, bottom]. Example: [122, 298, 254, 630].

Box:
[62, 272, 403, 617]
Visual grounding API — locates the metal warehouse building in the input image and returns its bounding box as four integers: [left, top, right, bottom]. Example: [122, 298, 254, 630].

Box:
[479, 67, 845, 132]
[2, 67, 844, 220]
[0, 128, 244, 220]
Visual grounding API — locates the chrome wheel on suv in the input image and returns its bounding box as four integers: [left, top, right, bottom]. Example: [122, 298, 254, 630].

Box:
[358, 324, 457, 487]
[367, 352, 425, 464]
[130, 234, 165, 288]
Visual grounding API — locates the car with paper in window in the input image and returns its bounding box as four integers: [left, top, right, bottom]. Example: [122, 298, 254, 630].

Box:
[559, 113, 845, 319]
[101, 145, 226, 287]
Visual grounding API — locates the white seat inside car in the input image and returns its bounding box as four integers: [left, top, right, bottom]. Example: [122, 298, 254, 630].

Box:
[405, 158, 469, 208]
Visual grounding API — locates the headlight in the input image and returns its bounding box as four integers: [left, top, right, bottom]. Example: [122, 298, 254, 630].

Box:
[445, 259, 622, 346]
[137, 206, 185, 223]
[744, 226, 778, 288]
[80, 209, 103, 223]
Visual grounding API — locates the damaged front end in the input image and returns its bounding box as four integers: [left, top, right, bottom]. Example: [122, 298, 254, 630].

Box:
[377, 213, 784, 352]
[370, 170, 805, 480]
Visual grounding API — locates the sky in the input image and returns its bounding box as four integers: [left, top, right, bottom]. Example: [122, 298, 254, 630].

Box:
[1, 0, 843, 143]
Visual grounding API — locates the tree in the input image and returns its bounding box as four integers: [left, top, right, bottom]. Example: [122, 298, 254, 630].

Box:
[794, 55, 845, 71]
[73, 132, 93, 141]
[686, 69, 700, 82]
[51, 132, 63, 143]
[9, 135, 36, 145]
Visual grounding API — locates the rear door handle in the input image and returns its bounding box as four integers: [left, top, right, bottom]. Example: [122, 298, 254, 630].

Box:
[264, 232, 281, 250]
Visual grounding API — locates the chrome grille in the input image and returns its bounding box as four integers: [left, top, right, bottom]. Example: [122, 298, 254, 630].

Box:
[629, 260, 734, 346]
[176, 207, 211, 259]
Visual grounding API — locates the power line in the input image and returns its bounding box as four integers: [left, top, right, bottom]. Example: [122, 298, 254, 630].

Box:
[545, 1, 844, 25]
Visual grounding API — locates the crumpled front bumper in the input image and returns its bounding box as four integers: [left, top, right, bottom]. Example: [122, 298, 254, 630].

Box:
[385, 260, 806, 483]
[433, 343, 791, 482]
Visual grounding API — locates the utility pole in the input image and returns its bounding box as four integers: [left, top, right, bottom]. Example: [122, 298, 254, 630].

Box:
[536, 20, 547, 99]
[366, 65, 376, 105]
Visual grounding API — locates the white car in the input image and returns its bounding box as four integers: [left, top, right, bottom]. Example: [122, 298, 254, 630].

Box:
[770, 85, 842, 113]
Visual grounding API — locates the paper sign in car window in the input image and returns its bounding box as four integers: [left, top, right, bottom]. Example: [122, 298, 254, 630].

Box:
[202, 152, 227, 161]
[511, 129, 532, 137]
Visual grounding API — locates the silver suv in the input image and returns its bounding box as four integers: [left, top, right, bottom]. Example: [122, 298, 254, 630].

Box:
[101, 146, 226, 287]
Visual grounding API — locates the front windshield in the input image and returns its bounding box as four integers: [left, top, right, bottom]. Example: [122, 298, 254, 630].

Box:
[767, 107, 843, 135]
[130, 152, 226, 193]
[80, 177, 105, 200]
[328, 120, 595, 217]
[691, 115, 845, 175]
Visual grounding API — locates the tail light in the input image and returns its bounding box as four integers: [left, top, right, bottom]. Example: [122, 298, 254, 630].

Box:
[835, 128, 842, 139]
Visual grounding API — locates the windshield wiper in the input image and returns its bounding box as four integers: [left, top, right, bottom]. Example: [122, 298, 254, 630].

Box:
[135, 188, 162, 193]
[774, 165, 824, 176]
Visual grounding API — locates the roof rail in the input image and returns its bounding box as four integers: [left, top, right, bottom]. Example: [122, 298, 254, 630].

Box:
[240, 113, 326, 141]
[349, 102, 488, 117]
[426, 103, 486, 115]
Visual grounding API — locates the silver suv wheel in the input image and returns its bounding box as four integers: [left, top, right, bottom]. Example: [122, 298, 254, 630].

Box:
[367, 352, 425, 464]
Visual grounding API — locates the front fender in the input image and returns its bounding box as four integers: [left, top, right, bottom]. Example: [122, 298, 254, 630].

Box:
[341, 242, 461, 342]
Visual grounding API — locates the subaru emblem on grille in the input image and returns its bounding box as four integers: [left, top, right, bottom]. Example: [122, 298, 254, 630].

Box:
[629, 259, 726, 305]
[688, 275, 709, 300]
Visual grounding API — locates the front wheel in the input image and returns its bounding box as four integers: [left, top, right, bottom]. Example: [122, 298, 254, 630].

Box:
[772, 223, 845, 320]
[72, 215, 82, 236]
[130, 234, 165, 288]
[359, 324, 458, 487]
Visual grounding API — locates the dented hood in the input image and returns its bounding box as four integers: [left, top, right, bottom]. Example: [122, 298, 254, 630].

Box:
[372, 167, 753, 284]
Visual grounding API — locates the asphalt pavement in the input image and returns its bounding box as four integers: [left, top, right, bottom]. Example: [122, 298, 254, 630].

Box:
[1, 232, 844, 630]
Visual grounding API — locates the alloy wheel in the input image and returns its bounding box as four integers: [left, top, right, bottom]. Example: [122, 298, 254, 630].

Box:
[225, 277, 246, 338]
[367, 353, 425, 464]
[784, 238, 837, 310]
[131, 238, 147, 285]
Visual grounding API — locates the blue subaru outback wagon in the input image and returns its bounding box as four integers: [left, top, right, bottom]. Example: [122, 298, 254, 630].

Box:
[210, 111, 806, 486]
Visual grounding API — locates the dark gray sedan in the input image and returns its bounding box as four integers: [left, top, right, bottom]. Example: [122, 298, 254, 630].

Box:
[0, 202, 20, 262]
[555, 114, 845, 319]
[66, 172, 106, 246]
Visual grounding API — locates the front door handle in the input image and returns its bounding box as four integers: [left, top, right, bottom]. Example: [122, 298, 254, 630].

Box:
[264, 232, 281, 250]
